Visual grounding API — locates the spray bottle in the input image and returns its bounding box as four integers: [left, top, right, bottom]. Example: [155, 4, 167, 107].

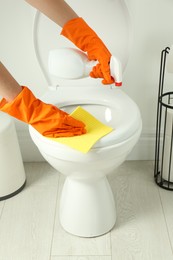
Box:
[48, 48, 122, 86]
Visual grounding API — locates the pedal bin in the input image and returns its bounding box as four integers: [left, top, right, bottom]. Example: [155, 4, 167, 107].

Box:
[0, 112, 26, 201]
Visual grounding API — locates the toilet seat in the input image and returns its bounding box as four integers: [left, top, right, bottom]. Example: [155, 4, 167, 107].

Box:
[40, 86, 141, 148]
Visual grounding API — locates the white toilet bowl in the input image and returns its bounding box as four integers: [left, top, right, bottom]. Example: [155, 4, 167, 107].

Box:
[29, 86, 142, 237]
[30, 0, 142, 237]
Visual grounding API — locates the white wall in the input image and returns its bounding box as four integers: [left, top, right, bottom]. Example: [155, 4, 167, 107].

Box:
[1, 0, 173, 161]
[124, 0, 173, 159]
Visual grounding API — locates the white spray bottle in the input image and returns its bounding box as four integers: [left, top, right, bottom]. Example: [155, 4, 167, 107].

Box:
[48, 48, 122, 86]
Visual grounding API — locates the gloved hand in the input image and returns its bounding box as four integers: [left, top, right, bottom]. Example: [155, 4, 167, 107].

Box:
[61, 17, 114, 85]
[0, 86, 86, 137]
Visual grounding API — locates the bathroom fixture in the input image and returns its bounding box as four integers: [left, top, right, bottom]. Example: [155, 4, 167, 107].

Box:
[0, 112, 26, 201]
[154, 46, 173, 190]
[30, 0, 142, 237]
[29, 87, 142, 236]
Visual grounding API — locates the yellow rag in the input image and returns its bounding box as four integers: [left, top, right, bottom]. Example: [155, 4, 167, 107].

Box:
[48, 106, 113, 153]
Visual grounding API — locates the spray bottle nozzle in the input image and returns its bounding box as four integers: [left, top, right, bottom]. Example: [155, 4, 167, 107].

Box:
[110, 56, 123, 87]
[115, 82, 122, 87]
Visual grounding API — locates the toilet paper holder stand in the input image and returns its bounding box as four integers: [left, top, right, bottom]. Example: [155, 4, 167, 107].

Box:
[154, 46, 173, 190]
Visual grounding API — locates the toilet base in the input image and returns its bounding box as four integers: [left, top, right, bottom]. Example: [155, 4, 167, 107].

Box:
[59, 176, 116, 237]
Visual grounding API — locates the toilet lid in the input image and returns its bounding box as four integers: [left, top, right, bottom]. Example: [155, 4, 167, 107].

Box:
[34, 0, 131, 87]
[40, 87, 141, 148]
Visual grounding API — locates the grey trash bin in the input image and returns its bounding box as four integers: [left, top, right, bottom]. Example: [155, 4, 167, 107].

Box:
[0, 112, 26, 200]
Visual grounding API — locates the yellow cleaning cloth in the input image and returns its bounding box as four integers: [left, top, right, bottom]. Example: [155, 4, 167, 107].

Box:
[48, 106, 113, 153]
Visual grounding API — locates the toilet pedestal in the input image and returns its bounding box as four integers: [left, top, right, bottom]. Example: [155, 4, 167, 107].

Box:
[59, 176, 116, 237]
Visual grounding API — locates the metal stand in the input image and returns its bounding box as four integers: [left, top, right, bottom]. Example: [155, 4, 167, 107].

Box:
[154, 46, 173, 190]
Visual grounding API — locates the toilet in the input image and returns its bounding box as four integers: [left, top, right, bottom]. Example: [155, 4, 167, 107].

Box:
[29, 0, 142, 237]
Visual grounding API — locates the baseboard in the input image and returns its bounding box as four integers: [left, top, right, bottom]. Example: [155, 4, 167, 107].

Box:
[16, 129, 156, 162]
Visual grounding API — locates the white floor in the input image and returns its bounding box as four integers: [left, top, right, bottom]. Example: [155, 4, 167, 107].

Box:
[0, 161, 173, 260]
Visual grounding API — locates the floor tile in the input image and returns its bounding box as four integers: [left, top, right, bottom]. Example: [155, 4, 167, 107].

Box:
[0, 201, 5, 218]
[51, 257, 111, 260]
[110, 161, 173, 260]
[1, 161, 173, 260]
[0, 163, 59, 260]
[159, 187, 173, 253]
[24, 162, 60, 187]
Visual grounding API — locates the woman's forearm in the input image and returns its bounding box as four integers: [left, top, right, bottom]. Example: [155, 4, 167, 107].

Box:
[0, 62, 22, 102]
[0, 1, 78, 102]
[25, 0, 78, 27]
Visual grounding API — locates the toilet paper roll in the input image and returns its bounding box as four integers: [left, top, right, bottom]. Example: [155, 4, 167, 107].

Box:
[166, 45, 173, 73]
[162, 109, 173, 182]
[165, 108, 173, 136]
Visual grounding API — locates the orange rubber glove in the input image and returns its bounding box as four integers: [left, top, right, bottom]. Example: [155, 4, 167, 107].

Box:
[61, 17, 114, 85]
[0, 86, 86, 137]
